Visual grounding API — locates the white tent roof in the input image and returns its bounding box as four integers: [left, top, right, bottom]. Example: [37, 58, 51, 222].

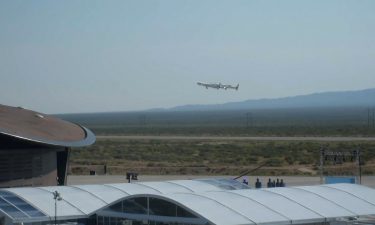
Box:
[1, 180, 375, 225]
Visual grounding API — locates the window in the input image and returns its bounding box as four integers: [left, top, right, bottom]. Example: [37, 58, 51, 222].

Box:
[0, 198, 28, 218]
[123, 198, 147, 214]
[97, 216, 103, 225]
[149, 198, 197, 218]
[110, 217, 117, 225]
[107, 197, 197, 219]
[149, 198, 176, 217]
[0, 191, 46, 219]
[104, 217, 110, 225]
[176, 206, 196, 218]
[17, 204, 45, 217]
[109, 202, 122, 212]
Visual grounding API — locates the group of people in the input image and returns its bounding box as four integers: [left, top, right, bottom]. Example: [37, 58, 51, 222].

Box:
[242, 178, 286, 188]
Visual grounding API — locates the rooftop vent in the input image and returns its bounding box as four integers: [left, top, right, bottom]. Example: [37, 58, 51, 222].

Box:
[35, 113, 45, 119]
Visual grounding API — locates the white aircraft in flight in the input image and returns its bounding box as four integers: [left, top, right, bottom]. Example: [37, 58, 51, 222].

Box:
[197, 82, 239, 91]
[197, 82, 222, 89]
[221, 83, 239, 90]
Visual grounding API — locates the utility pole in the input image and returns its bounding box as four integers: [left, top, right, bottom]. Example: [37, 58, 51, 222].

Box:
[355, 148, 362, 184]
[53, 191, 62, 225]
[319, 147, 325, 184]
[368, 108, 371, 128]
[247, 113, 249, 128]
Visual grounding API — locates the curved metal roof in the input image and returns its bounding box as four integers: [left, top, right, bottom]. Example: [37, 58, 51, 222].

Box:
[1, 180, 375, 225]
[0, 104, 95, 147]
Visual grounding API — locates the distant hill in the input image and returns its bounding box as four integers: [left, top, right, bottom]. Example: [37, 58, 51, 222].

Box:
[168, 88, 375, 111]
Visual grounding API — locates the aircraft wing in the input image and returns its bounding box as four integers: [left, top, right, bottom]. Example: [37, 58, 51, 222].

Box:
[225, 84, 239, 90]
[197, 82, 237, 90]
[197, 82, 210, 89]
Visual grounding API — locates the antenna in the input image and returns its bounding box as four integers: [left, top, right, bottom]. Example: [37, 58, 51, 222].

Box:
[233, 161, 268, 180]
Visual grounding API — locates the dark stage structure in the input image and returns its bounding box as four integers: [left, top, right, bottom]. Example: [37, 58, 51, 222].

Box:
[0, 104, 95, 187]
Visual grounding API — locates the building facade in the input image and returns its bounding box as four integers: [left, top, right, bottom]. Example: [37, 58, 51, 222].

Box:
[0, 104, 95, 188]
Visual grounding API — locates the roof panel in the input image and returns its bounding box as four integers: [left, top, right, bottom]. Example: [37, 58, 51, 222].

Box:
[2, 196, 25, 205]
[72, 185, 128, 204]
[6, 188, 84, 217]
[234, 189, 324, 223]
[0, 191, 12, 197]
[203, 191, 289, 225]
[168, 180, 223, 192]
[323, 183, 375, 205]
[267, 187, 356, 219]
[2, 181, 375, 225]
[168, 193, 254, 225]
[106, 183, 161, 195]
[137, 181, 193, 194]
[0, 190, 46, 219]
[16, 204, 46, 218]
[40, 186, 107, 214]
[198, 179, 250, 190]
[297, 185, 375, 216]
[0, 198, 28, 219]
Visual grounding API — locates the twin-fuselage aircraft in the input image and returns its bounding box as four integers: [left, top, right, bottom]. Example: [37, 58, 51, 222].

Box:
[197, 82, 239, 91]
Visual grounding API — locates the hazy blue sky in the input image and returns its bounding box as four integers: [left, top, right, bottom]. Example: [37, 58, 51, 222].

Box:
[0, 0, 374, 113]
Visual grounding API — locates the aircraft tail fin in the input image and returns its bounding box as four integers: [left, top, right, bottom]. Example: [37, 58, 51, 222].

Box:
[236, 84, 239, 90]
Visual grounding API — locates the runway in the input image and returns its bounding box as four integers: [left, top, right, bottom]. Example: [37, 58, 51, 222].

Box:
[67, 175, 375, 188]
[97, 135, 375, 142]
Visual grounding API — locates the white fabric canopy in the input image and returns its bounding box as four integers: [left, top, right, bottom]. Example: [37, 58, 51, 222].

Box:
[1, 180, 375, 225]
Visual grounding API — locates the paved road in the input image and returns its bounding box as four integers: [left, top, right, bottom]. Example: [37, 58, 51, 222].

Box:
[68, 175, 375, 188]
[97, 135, 375, 142]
